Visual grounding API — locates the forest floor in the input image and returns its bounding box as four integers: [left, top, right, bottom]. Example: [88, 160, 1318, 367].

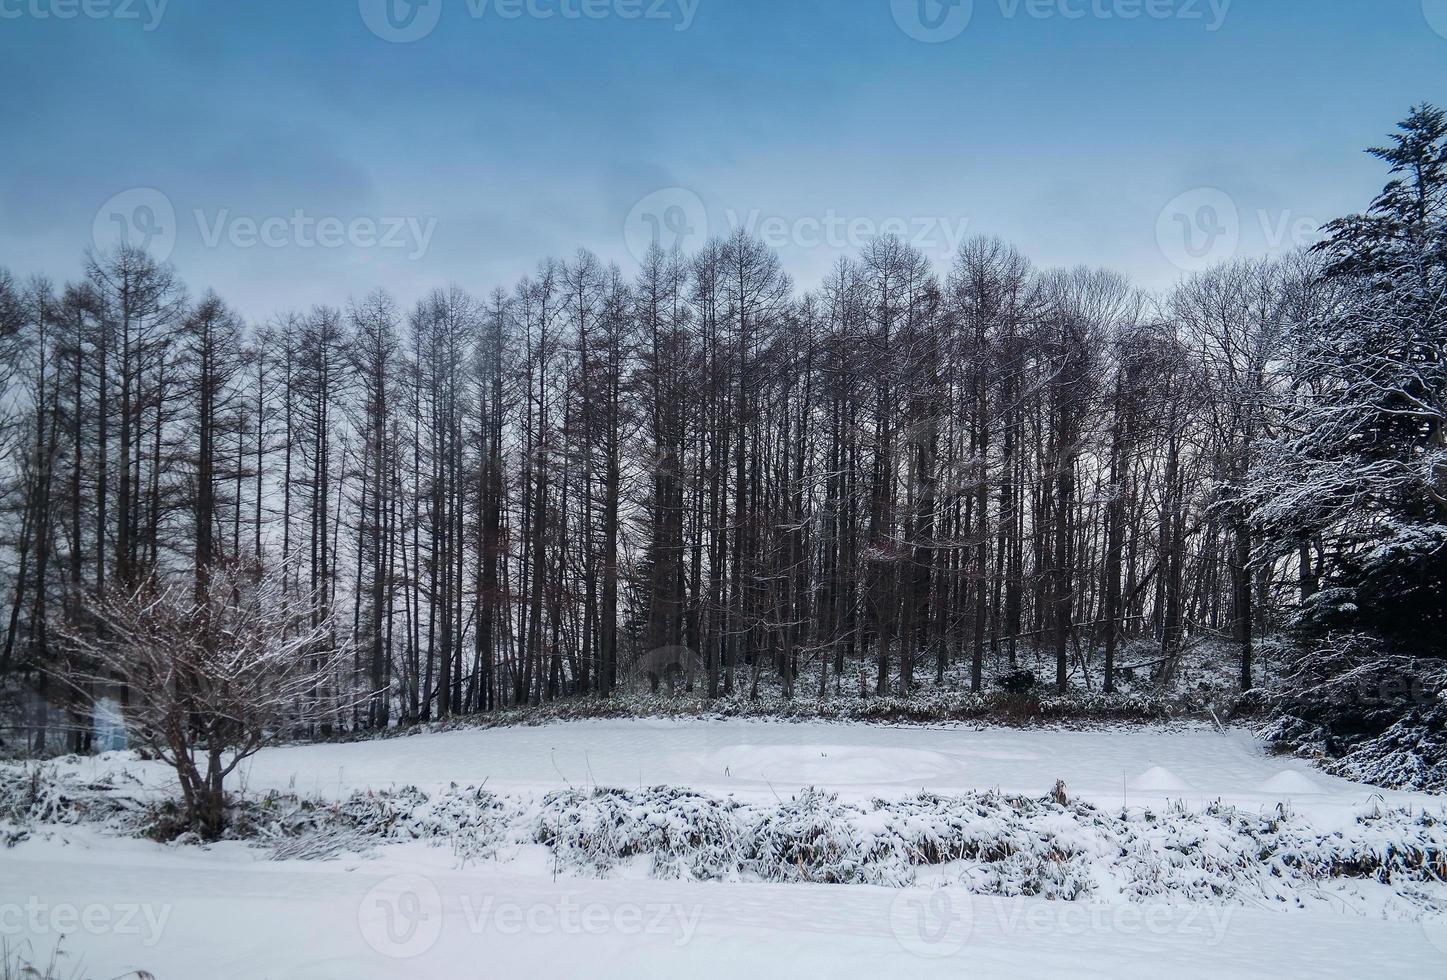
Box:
[356, 638, 1264, 734]
[3, 719, 1447, 978]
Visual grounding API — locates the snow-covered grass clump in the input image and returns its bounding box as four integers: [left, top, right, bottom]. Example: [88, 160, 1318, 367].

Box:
[240, 783, 515, 863]
[536, 787, 745, 879]
[0, 762, 150, 844]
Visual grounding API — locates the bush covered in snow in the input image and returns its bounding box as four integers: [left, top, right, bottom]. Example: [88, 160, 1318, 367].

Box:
[0, 762, 148, 844]
[238, 783, 514, 863]
[747, 787, 905, 885]
[536, 787, 744, 880]
[1262, 634, 1447, 792]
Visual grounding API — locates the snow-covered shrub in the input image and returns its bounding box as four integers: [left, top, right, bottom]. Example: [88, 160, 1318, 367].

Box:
[536, 787, 744, 879]
[881, 792, 1022, 865]
[407, 784, 512, 864]
[978, 848, 1095, 900]
[218, 783, 514, 861]
[235, 791, 338, 839]
[1121, 804, 1270, 903]
[997, 670, 1038, 696]
[880, 792, 1102, 899]
[0, 763, 56, 826]
[1263, 632, 1447, 790]
[227, 791, 363, 858]
[0, 762, 145, 841]
[627, 788, 745, 880]
[340, 783, 510, 845]
[745, 788, 906, 885]
[1286, 806, 1447, 883]
[335, 785, 432, 837]
[1322, 709, 1447, 792]
[535, 788, 652, 874]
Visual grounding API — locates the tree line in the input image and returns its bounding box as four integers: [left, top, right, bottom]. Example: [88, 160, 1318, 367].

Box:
[1, 105, 1441, 747]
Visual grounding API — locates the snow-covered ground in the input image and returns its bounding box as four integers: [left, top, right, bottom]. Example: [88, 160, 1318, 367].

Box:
[4, 720, 1446, 977]
[6, 835, 1445, 979]
[60, 718, 1439, 815]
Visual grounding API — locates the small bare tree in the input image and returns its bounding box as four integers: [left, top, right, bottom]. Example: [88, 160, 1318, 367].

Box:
[54, 559, 359, 837]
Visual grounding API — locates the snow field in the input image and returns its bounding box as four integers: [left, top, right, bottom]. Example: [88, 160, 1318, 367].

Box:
[3, 719, 1446, 978]
[4, 835, 1446, 979]
[210, 719, 1443, 818]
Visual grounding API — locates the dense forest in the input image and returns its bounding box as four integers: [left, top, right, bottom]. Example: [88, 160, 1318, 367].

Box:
[1, 106, 1443, 751]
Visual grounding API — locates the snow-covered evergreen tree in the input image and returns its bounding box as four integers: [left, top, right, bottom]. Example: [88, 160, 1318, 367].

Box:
[1252, 105, 1447, 776]
[1255, 104, 1447, 649]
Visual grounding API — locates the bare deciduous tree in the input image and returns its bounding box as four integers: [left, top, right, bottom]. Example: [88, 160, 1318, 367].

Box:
[54, 559, 357, 837]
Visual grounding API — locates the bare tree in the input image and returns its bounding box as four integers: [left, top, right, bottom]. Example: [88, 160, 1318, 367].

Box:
[54, 559, 355, 837]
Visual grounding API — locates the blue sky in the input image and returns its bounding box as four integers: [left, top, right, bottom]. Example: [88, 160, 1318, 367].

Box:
[1, 0, 1444, 318]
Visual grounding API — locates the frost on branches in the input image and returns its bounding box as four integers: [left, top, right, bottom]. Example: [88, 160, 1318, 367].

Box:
[52, 559, 360, 838]
[1251, 104, 1447, 788]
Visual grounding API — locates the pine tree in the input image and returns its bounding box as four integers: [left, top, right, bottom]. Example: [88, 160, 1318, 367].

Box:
[1254, 104, 1447, 652]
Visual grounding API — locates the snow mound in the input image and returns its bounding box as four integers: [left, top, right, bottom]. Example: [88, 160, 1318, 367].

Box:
[1256, 770, 1324, 795]
[1127, 766, 1196, 793]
